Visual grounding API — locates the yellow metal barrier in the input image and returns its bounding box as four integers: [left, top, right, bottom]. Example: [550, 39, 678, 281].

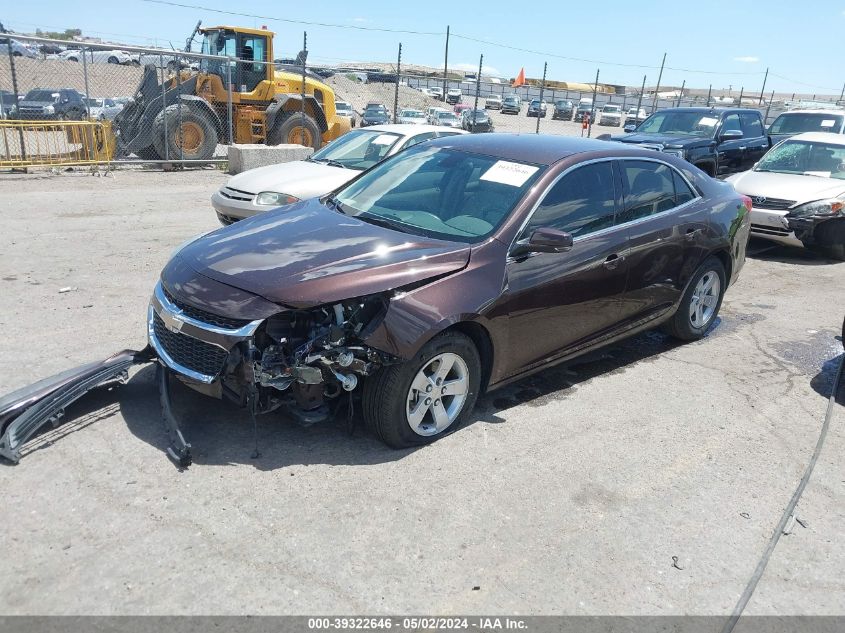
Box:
[0, 119, 115, 168]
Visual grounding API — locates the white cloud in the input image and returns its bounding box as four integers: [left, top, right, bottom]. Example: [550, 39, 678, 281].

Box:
[733, 56, 759, 63]
[444, 62, 502, 77]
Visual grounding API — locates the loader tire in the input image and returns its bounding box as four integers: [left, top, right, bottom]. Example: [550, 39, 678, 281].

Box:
[267, 112, 322, 150]
[152, 104, 218, 161]
[135, 145, 162, 161]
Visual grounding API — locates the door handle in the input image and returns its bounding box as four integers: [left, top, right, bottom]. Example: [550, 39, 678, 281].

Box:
[685, 228, 703, 241]
[602, 253, 624, 269]
[739, 146, 747, 151]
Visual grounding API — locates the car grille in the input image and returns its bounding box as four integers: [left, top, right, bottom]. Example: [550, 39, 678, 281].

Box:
[162, 286, 252, 330]
[751, 223, 791, 237]
[219, 186, 255, 203]
[152, 312, 229, 377]
[753, 198, 795, 211]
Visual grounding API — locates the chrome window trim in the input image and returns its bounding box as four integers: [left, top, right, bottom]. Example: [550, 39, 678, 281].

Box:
[508, 155, 702, 254]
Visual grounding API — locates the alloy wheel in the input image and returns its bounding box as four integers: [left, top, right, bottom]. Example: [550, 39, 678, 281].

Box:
[406, 353, 469, 437]
[689, 271, 721, 329]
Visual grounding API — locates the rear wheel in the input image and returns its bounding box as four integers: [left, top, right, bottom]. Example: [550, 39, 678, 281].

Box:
[152, 104, 218, 161]
[108, 56, 119, 64]
[663, 257, 726, 341]
[362, 331, 481, 449]
[267, 112, 322, 150]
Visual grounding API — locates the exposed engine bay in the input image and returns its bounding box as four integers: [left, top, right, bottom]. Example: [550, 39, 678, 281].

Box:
[219, 295, 395, 416]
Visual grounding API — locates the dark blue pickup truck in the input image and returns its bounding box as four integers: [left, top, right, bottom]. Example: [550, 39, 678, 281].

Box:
[614, 107, 770, 176]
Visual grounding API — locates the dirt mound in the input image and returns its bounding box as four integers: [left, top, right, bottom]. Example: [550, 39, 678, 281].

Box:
[0, 57, 143, 98]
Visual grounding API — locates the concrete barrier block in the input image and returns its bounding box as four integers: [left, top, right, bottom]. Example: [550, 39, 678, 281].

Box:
[228, 144, 314, 174]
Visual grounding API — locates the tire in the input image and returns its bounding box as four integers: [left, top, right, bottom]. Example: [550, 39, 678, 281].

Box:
[812, 219, 845, 261]
[362, 331, 481, 449]
[108, 56, 118, 64]
[267, 111, 322, 150]
[135, 145, 162, 160]
[662, 256, 726, 341]
[67, 56, 78, 62]
[152, 104, 218, 161]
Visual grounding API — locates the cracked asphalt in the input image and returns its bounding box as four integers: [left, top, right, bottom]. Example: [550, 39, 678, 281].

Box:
[0, 169, 843, 616]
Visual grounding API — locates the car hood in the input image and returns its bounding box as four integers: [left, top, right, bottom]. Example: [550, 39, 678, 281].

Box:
[615, 133, 711, 147]
[19, 100, 54, 107]
[173, 198, 471, 309]
[726, 170, 845, 204]
[363, 113, 389, 121]
[224, 160, 357, 199]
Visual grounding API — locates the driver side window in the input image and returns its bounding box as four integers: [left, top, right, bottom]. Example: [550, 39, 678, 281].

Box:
[523, 162, 617, 239]
[721, 113, 742, 136]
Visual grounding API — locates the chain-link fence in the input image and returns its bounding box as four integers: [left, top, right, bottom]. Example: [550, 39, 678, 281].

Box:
[1, 30, 841, 169]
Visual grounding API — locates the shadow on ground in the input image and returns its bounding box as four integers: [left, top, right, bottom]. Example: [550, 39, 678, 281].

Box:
[746, 238, 845, 266]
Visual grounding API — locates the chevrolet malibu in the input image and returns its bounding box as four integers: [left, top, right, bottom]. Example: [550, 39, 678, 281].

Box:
[150, 135, 750, 452]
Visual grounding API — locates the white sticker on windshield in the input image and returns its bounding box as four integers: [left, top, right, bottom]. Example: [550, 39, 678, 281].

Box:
[820, 119, 836, 128]
[371, 134, 396, 146]
[698, 116, 719, 127]
[480, 161, 540, 187]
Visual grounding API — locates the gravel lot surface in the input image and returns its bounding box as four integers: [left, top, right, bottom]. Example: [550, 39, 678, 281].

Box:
[0, 167, 843, 616]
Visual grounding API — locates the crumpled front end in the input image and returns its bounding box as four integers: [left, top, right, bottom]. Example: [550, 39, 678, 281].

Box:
[148, 280, 396, 421]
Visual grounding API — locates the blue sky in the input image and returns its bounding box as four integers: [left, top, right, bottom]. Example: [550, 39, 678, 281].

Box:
[4, 0, 844, 95]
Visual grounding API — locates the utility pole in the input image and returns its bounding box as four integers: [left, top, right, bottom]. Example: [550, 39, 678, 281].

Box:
[442, 25, 450, 101]
[738, 86, 744, 106]
[473, 54, 482, 130]
[706, 84, 712, 107]
[536, 61, 547, 134]
[635, 75, 646, 120]
[839, 82, 845, 105]
[393, 43, 402, 123]
[675, 79, 685, 107]
[764, 90, 775, 126]
[588, 68, 599, 138]
[652, 52, 666, 112]
[759, 67, 769, 105]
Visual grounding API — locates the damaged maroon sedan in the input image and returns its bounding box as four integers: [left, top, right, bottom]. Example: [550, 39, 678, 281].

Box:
[1, 135, 751, 465]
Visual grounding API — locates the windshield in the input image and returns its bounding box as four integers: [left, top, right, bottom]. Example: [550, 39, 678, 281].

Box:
[603, 105, 621, 113]
[334, 146, 545, 242]
[637, 111, 719, 137]
[84, 98, 104, 107]
[401, 110, 425, 118]
[26, 90, 59, 102]
[755, 140, 845, 179]
[310, 129, 402, 171]
[438, 113, 458, 120]
[199, 30, 235, 77]
[769, 113, 845, 135]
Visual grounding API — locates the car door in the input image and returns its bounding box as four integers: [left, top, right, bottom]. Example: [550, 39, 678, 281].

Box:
[740, 111, 769, 169]
[616, 158, 704, 325]
[502, 160, 629, 374]
[716, 113, 745, 174]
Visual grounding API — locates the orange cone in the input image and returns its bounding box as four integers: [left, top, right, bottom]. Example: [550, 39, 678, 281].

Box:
[512, 68, 526, 87]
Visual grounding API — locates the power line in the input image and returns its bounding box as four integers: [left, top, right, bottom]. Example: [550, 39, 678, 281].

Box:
[450, 32, 765, 76]
[769, 72, 839, 93]
[137, 0, 443, 35]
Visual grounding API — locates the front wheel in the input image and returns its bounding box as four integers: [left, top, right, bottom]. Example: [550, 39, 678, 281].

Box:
[267, 112, 322, 150]
[152, 104, 218, 161]
[663, 257, 726, 341]
[363, 331, 481, 448]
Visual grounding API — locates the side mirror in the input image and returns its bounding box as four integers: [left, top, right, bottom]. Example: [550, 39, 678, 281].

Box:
[511, 227, 574, 257]
[720, 129, 743, 141]
[623, 123, 636, 133]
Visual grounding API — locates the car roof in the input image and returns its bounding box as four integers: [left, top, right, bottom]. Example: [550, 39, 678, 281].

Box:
[787, 132, 845, 145]
[655, 106, 751, 114]
[363, 123, 467, 136]
[776, 109, 845, 115]
[423, 133, 635, 164]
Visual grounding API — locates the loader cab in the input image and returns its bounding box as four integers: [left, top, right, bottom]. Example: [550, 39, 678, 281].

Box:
[200, 27, 272, 95]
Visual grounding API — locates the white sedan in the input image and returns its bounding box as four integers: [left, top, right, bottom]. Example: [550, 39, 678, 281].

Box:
[211, 124, 467, 224]
[726, 132, 845, 260]
[58, 49, 133, 64]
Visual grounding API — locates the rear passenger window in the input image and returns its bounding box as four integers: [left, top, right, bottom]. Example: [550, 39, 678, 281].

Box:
[672, 170, 696, 205]
[402, 131, 438, 150]
[740, 112, 764, 138]
[525, 161, 616, 238]
[620, 161, 677, 222]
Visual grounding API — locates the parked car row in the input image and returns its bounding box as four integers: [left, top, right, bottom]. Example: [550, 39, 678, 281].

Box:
[2, 88, 130, 121]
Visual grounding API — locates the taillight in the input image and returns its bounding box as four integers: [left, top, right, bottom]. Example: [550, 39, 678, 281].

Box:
[741, 195, 752, 212]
